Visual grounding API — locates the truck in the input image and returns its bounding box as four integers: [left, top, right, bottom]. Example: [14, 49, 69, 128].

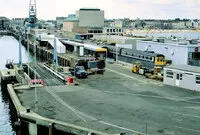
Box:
[69, 66, 88, 78]
[132, 62, 163, 81]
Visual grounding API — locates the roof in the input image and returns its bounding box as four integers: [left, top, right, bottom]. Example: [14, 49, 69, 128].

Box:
[164, 65, 200, 74]
[138, 39, 200, 47]
[80, 8, 100, 11]
[64, 14, 79, 22]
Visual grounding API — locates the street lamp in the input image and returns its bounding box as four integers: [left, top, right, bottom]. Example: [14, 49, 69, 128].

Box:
[115, 44, 118, 63]
[34, 35, 38, 111]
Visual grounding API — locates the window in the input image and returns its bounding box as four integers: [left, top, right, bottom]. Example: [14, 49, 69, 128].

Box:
[180, 74, 182, 80]
[176, 73, 182, 80]
[196, 76, 200, 84]
[107, 29, 109, 33]
[113, 29, 115, 32]
[119, 29, 121, 32]
[166, 70, 173, 78]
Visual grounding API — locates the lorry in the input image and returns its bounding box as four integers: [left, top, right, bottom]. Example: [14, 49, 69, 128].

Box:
[132, 62, 163, 81]
[69, 66, 88, 78]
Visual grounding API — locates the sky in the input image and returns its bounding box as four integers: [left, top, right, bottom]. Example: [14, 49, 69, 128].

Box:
[0, 0, 200, 20]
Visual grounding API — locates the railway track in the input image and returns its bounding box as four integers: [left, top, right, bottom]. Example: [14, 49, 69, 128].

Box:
[30, 64, 65, 86]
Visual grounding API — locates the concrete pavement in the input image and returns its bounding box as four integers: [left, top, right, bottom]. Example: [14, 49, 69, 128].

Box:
[16, 63, 200, 135]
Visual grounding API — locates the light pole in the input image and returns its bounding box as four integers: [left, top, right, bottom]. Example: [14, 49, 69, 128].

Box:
[34, 35, 38, 111]
[115, 44, 118, 63]
[27, 29, 30, 77]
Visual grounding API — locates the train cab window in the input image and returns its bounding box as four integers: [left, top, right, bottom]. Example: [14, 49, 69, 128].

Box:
[157, 57, 164, 62]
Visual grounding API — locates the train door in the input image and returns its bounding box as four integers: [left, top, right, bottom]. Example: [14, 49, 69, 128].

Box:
[176, 73, 182, 86]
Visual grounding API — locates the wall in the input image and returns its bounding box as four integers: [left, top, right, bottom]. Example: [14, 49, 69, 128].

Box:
[78, 10, 104, 28]
[63, 22, 78, 32]
[137, 41, 188, 65]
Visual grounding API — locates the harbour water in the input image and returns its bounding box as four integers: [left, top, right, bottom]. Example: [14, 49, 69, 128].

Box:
[0, 36, 32, 135]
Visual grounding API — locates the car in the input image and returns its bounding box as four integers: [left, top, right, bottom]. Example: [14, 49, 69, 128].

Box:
[70, 66, 88, 78]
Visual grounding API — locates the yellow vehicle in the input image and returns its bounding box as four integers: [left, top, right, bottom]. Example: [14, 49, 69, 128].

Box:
[132, 62, 142, 73]
[132, 62, 151, 75]
[132, 61, 164, 81]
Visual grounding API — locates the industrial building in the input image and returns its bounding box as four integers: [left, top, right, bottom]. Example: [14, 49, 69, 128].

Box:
[163, 65, 200, 92]
[63, 8, 104, 39]
[93, 35, 151, 49]
[137, 39, 200, 66]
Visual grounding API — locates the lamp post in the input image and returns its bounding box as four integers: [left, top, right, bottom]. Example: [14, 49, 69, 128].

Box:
[34, 35, 38, 111]
[116, 44, 118, 63]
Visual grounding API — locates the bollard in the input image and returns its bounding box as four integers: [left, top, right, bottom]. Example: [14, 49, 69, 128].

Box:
[26, 107, 30, 113]
[49, 123, 55, 135]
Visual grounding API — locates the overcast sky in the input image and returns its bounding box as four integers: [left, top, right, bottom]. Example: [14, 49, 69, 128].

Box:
[0, 0, 200, 20]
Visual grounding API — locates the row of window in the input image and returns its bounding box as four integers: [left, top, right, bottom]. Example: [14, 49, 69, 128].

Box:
[88, 30, 103, 33]
[121, 52, 154, 61]
[106, 29, 122, 33]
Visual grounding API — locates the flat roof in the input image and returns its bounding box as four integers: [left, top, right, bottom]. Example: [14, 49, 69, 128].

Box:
[139, 39, 200, 47]
[164, 65, 200, 74]
[80, 8, 100, 11]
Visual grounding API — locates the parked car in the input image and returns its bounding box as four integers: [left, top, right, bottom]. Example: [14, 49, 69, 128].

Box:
[69, 66, 88, 78]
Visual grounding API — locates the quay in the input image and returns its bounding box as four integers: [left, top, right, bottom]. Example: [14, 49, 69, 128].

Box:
[1, 61, 200, 135]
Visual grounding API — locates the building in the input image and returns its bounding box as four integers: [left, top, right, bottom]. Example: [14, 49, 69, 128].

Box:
[137, 39, 200, 66]
[103, 27, 123, 35]
[10, 18, 25, 31]
[56, 17, 67, 29]
[93, 35, 151, 49]
[164, 65, 200, 92]
[0, 17, 10, 30]
[63, 8, 104, 39]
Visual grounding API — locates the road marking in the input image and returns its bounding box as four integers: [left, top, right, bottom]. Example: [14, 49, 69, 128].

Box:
[99, 121, 147, 135]
[44, 87, 87, 122]
[175, 126, 200, 133]
[106, 68, 146, 84]
[45, 87, 146, 134]
[172, 112, 200, 119]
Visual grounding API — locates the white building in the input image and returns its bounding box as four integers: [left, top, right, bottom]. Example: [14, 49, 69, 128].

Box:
[137, 39, 200, 66]
[103, 27, 123, 35]
[164, 65, 200, 92]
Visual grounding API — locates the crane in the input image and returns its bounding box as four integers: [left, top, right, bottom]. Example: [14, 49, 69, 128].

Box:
[24, 0, 37, 34]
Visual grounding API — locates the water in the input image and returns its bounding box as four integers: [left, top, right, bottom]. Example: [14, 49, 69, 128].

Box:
[0, 36, 32, 135]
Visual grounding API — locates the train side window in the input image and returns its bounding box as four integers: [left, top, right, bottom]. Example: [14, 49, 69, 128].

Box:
[152, 57, 154, 61]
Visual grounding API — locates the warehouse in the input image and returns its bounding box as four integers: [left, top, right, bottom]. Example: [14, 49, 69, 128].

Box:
[137, 39, 200, 66]
[163, 65, 200, 92]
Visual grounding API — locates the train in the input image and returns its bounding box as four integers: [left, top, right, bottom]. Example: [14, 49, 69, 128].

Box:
[102, 45, 166, 71]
